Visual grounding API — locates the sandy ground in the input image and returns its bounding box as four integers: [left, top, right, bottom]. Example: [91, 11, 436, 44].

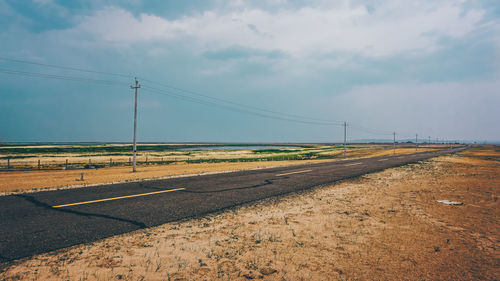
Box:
[0, 160, 328, 195]
[0, 147, 438, 194]
[0, 145, 497, 280]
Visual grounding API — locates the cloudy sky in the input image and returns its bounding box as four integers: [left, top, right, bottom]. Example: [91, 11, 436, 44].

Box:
[1, 0, 499, 143]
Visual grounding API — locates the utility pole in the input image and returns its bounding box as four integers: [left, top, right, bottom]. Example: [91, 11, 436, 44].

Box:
[343, 121, 347, 158]
[415, 134, 418, 151]
[393, 132, 396, 155]
[428, 136, 431, 145]
[131, 77, 140, 173]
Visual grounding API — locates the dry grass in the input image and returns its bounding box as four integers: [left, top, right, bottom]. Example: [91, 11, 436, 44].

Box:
[0, 143, 311, 167]
[1, 145, 498, 280]
[0, 144, 442, 168]
[0, 147, 439, 194]
[0, 159, 328, 194]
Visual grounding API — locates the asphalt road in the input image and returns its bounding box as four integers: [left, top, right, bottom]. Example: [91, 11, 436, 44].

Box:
[0, 147, 467, 262]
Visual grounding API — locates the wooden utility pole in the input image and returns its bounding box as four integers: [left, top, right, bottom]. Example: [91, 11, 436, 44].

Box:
[131, 78, 140, 172]
[393, 132, 396, 155]
[343, 121, 347, 158]
[416, 134, 418, 151]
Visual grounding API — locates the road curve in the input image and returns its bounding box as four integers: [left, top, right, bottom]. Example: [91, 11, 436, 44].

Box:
[0, 147, 467, 262]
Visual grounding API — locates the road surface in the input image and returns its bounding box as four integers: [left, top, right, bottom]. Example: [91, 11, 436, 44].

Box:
[0, 147, 466, 262]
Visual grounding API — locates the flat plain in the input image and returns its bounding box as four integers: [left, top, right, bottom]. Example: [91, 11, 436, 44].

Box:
[0, 145, 497, 280]
[0, 143, 441, 194]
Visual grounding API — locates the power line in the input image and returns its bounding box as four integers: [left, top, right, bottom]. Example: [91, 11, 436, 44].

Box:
[141, 85, 342, 126]
[1, 56, 343, 125]
[0, 65, 342, 126]
[350, 123, 423, 141]
[0, 68, 128, 86]
[349, 123, 393, 136]
[0, 57, 132, 78]
[139, 77, 343, 125]
[0, 57, 440, 142]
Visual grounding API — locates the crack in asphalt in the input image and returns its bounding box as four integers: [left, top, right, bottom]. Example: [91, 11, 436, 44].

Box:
[179, 179, 276, 193]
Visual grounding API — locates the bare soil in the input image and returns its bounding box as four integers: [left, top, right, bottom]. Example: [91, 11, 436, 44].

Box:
[0, 145, 498, 280]
[0, 160, 328, 195]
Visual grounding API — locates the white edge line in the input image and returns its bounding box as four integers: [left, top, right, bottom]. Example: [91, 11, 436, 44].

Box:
[275, 169, 313, 177]
[344, 162, 362, 167]
[1, 161, 330, 197]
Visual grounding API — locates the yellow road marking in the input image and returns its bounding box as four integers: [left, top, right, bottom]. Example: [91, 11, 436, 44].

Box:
[378, 158, 389, 161]
[275, 169, 312, 177]
[52, 188, 185, 208]
[344, 162, 362, 167]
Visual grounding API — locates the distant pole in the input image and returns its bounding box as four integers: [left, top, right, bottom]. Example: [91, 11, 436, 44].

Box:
[428, 136, 430, 145]
[343, 121, 347, 158]
[131, 77, 140, 172]
[393, 132, 396, 155]
[415, 134, 418, 151]
[38, 159, 41, 170]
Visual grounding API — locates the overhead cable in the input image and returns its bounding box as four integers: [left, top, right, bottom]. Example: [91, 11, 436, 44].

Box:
[0, 68, 128, 86]
[141, 85, 342, 126]
[140, 77, 344, 125]
[0, 57, 132, 78]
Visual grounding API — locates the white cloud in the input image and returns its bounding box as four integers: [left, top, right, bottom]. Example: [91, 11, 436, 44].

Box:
[74, 1, 486, 58]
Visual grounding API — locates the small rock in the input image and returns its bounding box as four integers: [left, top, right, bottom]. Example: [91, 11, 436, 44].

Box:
[260, 267, 277, 276]
[436, 200, 463, 206]
[243, 273, 255, 279]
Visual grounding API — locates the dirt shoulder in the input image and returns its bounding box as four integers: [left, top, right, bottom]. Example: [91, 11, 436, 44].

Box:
[1, 145, 498, 280]
[0, 159, 330, 195]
